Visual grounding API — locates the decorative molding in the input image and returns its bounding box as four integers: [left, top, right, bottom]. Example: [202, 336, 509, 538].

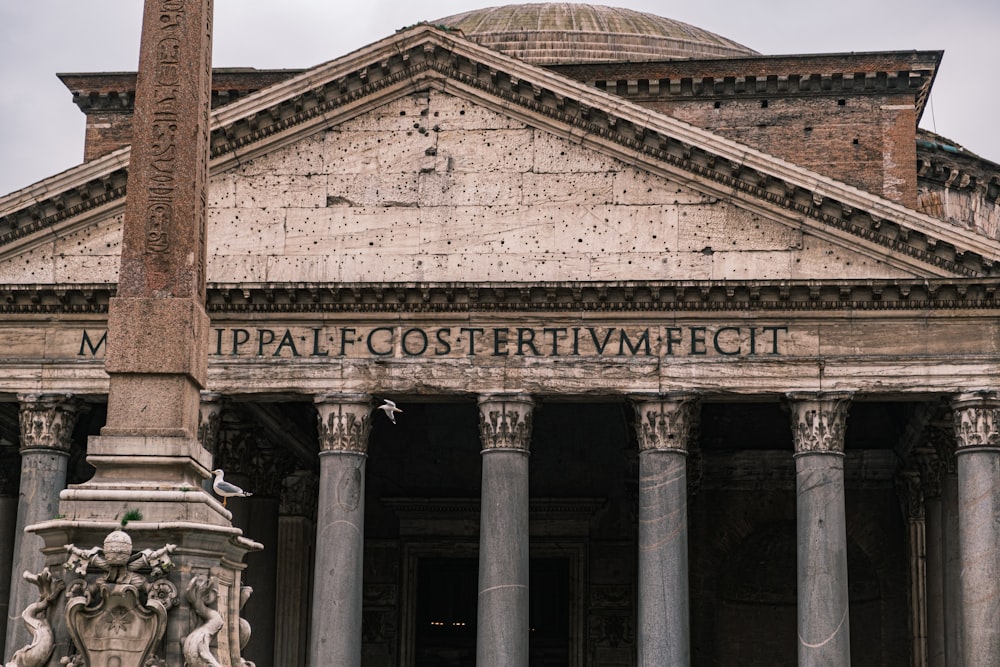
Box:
[4, 280, 1000, 315]
[478, 393, 534, 451]
[315, 394, 373, 454]
[17, 393, 80, 453]
[786, 392, 852, 454]
[631, 394, 699, 453]
[951, 392, 1000, 450]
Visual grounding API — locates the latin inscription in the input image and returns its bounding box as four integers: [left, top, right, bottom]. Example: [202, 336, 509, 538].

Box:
[145, 0, 185, 255]
[78, 324, 788, 358]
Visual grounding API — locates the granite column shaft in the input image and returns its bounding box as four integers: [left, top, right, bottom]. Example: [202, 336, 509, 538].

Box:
[916, 447, 944, 667]
[951, 393, 1000, 665]
[940, 469, 962, 666]
[632, 395, 698, 667]
[477, 394, 533, 667]
[4, 394, 78, 660]
[788, 393, 852, 667]
[309, 395, 372, 667]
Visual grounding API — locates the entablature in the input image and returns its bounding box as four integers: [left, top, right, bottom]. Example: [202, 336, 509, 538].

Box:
[2, 279, 1000, 315]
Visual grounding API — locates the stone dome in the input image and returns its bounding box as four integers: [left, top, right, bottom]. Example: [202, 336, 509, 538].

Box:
[435, 3, 758, 64]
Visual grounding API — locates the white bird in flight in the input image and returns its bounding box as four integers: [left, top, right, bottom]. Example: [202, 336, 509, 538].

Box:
[378, 399, 403, 424]
[211, 469, 252, 506]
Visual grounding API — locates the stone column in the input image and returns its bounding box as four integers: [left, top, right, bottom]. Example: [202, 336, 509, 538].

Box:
[4, 394, 78, 658]
[309, 394, 373, 667]
[787, 392, 852, 667]
[951, 392, 1000, 665]
[477, 393, 534, 667]
[915, 446, 944, 667]
[631, 394, 698, 667]
[0, 445, 20, 659]
[275, 470, 318, 667]
[897, 470, 927, 667]
[934, 434, 962, 666]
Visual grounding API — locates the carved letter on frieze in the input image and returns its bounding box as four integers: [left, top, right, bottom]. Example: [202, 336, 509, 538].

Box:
[315, 395, 373, 454]
[632, 396, 699, 452]
[478, 394, 535, 451]
[4, 568, 64, 667]
[952, 393, 1000, 451]
[787, 393, 852, 454]
[63, 530, 178, 667]
[182, 575, 224, 667]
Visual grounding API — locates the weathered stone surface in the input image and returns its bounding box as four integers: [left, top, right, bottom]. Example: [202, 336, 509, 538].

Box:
[951, 392, 1000, 665]
[309, 394, 373, 667]
[789, 393, 852, 667]
[477, 450, 530, 667]
[477, 394, 533, 667]
[5, 395, 78, 657]
[2, 87, 943, 286]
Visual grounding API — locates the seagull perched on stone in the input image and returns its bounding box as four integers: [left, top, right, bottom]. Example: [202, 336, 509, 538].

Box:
[211, 469, 251, 506]
[378, 399, 403, 424]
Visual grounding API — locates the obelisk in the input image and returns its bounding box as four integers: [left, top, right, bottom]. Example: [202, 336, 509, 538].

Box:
[62, 0, 223, 522]
[21, 2, 258, 665]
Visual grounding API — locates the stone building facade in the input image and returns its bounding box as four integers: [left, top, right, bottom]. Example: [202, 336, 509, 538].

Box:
[2, 4, 1000, 666]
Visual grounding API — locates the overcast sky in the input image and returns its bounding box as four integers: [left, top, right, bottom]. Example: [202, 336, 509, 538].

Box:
[2, 0, 997, 197]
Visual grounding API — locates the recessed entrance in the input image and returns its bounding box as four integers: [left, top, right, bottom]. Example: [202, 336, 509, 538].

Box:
[413, 557, 571, 667]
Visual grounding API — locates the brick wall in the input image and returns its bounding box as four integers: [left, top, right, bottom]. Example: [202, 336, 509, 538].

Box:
[638, 93, 918, 207]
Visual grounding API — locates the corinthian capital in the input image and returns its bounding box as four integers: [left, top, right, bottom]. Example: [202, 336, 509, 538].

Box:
[951, 392, 1000, 450]
[786, 392, 852, 454]
[631, 394, 699, 453]
[478, 393, 534, 452]
[17, 393, 80, 453]
[315, 394, 373, 454]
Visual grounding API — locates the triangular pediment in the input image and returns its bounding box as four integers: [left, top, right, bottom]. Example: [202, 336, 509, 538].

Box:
[1, 24, 997, 285]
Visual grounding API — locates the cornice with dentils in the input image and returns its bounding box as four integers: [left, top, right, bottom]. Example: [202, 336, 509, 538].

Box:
[0, 25, 995, 278]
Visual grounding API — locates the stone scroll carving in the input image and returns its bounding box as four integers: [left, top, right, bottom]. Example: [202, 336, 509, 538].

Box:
[237, 586, 255, 667]
[787, 393, 852, 454]
[182, 575, 224, 667]
[478, 394, 534, 451]
[4, 568, 65, 667]
[61, 530, 178, 667]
